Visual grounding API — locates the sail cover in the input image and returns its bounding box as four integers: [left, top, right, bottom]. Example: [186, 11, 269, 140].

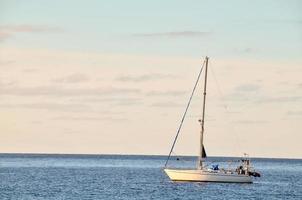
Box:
[202, 145, 207, 158]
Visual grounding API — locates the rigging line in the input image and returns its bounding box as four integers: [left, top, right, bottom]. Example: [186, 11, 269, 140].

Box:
[164, 58, 206, 168]
[210, 65, 253, 114]
[209, 63, 228, 110]
[209, 63, 243, 155]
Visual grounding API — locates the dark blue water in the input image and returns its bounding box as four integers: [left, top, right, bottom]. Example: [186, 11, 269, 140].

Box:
[0, 154, 301, 199]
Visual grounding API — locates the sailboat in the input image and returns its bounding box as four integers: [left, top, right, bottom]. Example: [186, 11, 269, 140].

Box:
[164, 57, 260, 183]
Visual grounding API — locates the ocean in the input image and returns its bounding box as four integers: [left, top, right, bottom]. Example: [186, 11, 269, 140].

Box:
[0, 154, 301, 200]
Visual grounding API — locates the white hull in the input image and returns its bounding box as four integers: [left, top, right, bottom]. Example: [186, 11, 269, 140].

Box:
[164, 169, 252, 183]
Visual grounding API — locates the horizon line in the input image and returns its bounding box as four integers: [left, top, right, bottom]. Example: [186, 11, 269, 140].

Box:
[0, 152, 301, 160]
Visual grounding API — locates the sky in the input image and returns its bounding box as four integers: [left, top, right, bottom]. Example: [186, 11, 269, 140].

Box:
[0, 0, 301, 158]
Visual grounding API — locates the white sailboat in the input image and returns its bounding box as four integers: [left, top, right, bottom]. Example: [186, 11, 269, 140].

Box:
[164, 57, 260, 183]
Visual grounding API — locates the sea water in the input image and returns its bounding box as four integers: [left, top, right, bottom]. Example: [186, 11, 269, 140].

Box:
[0, 154, 301, 199]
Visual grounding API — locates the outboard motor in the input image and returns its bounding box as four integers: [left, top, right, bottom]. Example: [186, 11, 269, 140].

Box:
[249, 171, 261, 177]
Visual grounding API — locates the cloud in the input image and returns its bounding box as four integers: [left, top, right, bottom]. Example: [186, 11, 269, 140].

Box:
[287, 111, 302, 116]
[51, 116, 127, 121]
[116, 73, 176, 82]
[0, 32, 11, 41]
[242, 48, 253, 53]
[0, 85, 141, 97]
[223, 84, 261, 102]
[52, 73, 90, 83]
[146, 90, 186, 96]
[234, 84, 261, 92]
[22, 68, 38, 73]
[112, 99, 142, 106]
[0, 25, 62, 32]
[150, 101, 183, 107]
[256, 96, 302, 104]
[0, 79, 17, 87]
[0, 24, 62, 41]
[132, 31, 210, 38]
[265, 19, 302, 25]
[78, 97, 142, 106]
[234, 47, 256, 54]
[0, 103, 91, 112]
[225, 93, 302, 104]
[234, 120, 269, 124]
[0, 60, 15, 66]
[74, 96, 141, 103]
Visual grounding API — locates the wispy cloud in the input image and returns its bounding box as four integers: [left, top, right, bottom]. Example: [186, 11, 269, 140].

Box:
[150, 101, 183, 107]
[0, 25, 62, 32]
[51, 116, 127, 121]
[0, 79, 17, 87]
[52, 73, 90, 83]
[256, 96, 302, 104]
[22, 68, 38, 73]
[234, 120, 269, 124]
[0, 60, 15, 66]
[74, 97, 141, 103]
[0, 24, 62, 41]
[146, 90, 186, 96]
[225, 93, 302, 104]
[287, 110, 302, 116]
[223, 84, 261, 102]
[116, 73, 176, 82]
[234, 47, 256, 54]
[234, 84, 261, 92]
[0, 32, 11, 41]
[0, 103, 90, 112]
[77, 97, 143, 106]
[264, 19, 302, 25]
[0, 85, 141, 97]
[132, 31, 210, 38]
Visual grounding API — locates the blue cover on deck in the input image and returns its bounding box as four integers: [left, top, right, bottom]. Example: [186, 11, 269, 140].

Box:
[212, 164, 219, 170]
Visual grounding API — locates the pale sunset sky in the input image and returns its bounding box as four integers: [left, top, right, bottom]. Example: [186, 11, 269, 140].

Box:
[0, 0, 301, 158]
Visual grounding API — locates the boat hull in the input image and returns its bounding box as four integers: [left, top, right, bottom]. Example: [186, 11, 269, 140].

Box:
[164, 169, 252, 183]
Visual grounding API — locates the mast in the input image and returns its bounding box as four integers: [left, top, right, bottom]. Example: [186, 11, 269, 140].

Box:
[198, 56, 209, 169]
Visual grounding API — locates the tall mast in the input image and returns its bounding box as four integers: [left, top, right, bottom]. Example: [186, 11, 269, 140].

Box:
[198, 56, 209, 169]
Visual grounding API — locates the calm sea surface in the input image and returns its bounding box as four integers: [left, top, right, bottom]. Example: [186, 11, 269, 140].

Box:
[0, 154, 301, 200]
